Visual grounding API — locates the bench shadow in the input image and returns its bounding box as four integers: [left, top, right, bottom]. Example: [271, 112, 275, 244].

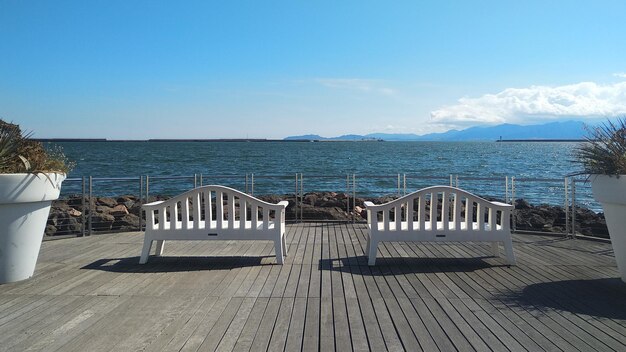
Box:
[81, 255, 271, 273]
[318, 256, 501, 274]
[495, 278, 626, 319]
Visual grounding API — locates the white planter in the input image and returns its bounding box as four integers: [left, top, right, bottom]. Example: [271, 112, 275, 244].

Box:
[0, 173, 65, 283]
[591, 174, 626, 283]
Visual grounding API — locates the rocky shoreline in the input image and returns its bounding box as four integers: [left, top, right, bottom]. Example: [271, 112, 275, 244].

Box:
[47, 192, 609, 238]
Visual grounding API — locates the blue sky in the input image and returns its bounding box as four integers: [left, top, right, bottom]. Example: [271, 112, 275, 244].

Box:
[1, 0, 626, 139]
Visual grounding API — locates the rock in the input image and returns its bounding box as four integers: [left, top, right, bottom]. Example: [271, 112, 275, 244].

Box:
[128, 203, 143, 216]
[68, 208, 82, 217]
[96, 205, 113, 214]
[515, 199, 532, 210]
[304, 194, 318, 205]
[354, 205, 367, 219]
[110, 204, 129, 217]
[117, 195, 136, 209]
[66, 195, 88, 208]
[91, 213, 115, 231]
[57, 217, 82, 235]
[45, 224, 57, 236]
[96, 197, 117, 208]
[112, 214, 140, 231]
[300, 205, 351, 220]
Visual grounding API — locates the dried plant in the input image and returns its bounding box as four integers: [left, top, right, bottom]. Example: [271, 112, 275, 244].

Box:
[0, 119, 73, 174]
[575, 118, 626, 176]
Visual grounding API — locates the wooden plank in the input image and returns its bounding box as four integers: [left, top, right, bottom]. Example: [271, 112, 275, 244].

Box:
[106, 295, 192, 352]
[350, 264, 387, 351]
[359, 266, 404, 352]
[22, 296, 132, 352]
[178, 297, 231, 352]
[258, 265, 282, 298]
[0, 295, 84, 351]
[282, 264, 301, 298]
[267, 297, 295, 351]
[284, 297, 307, 351]
[231, 297, 269, 352]
[142, 296, 218, 352]
[249, 297, 281, 351]
[302, 297, 320, 352]
[271, 264, 293, 297]
[215, 297, 257, 352]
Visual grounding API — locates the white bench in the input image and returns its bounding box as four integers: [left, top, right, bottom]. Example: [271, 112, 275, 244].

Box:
[364, 186, 515, 266]
[140, 185, 288, 264]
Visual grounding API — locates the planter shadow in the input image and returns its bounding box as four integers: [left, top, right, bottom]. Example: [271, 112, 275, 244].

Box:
[496, 278, 626, 319]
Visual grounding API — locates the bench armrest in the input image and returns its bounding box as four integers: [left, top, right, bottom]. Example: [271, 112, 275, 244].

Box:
[276, 200, 289, 208]
[142, 200, 164, 208]
[363, 201, 376, 207]
[491, 201, 513, 209]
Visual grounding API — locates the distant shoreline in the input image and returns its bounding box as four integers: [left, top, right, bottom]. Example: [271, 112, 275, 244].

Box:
[496, 139, 585, 142]
[35, 138, 585, 143]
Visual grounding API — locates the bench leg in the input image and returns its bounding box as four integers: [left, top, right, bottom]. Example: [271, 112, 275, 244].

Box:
[282, 235, 288, 257]
[274, 239, 285, 265]
[367, 240, 378, 266]
[139, 239, 153, 264]
[155, 240, 165, 257]
[503, 237, 516, 265]
[491, 242, 500, 258]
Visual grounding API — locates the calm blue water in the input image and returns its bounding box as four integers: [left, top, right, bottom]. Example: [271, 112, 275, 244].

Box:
[50, 141, 595, 209]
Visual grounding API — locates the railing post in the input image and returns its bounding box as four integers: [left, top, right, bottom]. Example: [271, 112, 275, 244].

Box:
[505, 176, 509, 204]
[146, 175, 150, 202]
[294, 173, 299, 223]
[81, 176, 86, 237]
[346, 174, 351, 221]
[199, 173, 203, 187]
[455, 175, 459, 188]
[565, 177, 570, 237]
[300, 173, 304, 222]
[139, 176, 144, 231]
[251, 173, 254, 196]
[352, 174, 356, 223]
[450, 174, 453, 187]
[194, 174, 197, 188]
[403, 174, 406, 196]
[88, 176, 93, 236]
[397, 174, 401, 197]
[245, 173, 249, 194]
[511, 176, 516, 232]
[571, 178, 577, 238]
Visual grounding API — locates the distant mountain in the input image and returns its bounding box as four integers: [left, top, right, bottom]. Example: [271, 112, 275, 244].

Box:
[284, 120, 588, 141]
[284, 134, 325, 140]
[414, 121, 587, 141]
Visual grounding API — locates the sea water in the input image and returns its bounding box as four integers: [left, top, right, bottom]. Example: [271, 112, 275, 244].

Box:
[52, 141, 595, 209]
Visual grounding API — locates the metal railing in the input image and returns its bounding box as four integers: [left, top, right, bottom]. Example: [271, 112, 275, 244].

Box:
[50, 173, 605, 240]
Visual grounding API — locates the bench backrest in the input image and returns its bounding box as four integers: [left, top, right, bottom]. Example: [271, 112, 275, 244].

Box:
[366, 186, 512, 233]
[143, 185, 287, 232]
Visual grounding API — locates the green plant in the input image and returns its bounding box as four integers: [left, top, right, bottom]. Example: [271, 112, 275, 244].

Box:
[575, 117, 626, 176]
[0, 119, 73, 174]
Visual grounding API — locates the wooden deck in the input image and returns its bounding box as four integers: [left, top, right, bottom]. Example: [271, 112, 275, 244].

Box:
[1, 223, 625, 352]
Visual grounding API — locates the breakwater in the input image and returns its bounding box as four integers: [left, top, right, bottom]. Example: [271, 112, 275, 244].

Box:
[47, 192, 608, 239]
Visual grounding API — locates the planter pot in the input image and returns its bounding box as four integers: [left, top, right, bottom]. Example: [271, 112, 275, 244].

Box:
[0, 173, 65, 284]
[591, 174, 626, 283]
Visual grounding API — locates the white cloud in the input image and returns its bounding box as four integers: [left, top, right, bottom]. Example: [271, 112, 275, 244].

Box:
[315, 78, 396, 96]
[614, 72, 626, 79]
[430, 81, 626, 125]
